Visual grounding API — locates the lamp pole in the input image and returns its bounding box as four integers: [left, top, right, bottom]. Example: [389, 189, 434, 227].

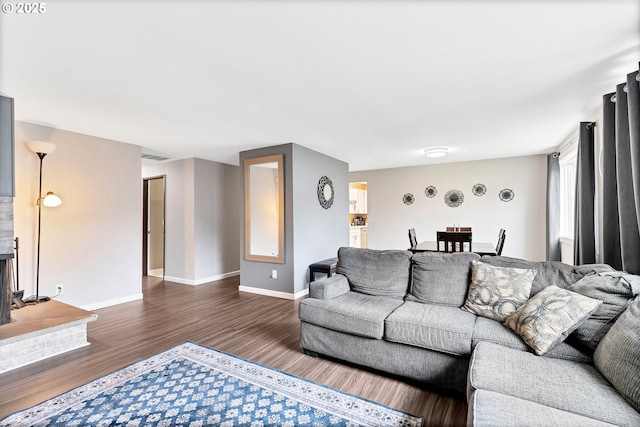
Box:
[24, 152, 50, 304]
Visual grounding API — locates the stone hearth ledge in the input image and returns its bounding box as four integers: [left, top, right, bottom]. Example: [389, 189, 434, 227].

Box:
[0, 300, 98, 373]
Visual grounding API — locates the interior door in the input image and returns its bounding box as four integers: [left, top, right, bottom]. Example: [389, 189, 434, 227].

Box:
[142, 176, 165, 278]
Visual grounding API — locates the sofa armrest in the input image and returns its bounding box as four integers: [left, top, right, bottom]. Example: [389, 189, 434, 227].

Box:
[309, 274, 350, 300]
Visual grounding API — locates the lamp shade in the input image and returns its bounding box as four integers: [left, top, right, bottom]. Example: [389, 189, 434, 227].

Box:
[27, 140, 56, 155]
[42, 191, 62, 207]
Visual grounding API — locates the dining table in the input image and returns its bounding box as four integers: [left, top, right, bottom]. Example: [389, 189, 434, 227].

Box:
[409, 240, 497, 256]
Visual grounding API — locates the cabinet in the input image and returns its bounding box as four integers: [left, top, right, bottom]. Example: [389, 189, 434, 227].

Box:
[0, 96, 14, 197]
[349, 227, 368, 249]
[349, 228, 361, 248]
[349, 188, 367, 214]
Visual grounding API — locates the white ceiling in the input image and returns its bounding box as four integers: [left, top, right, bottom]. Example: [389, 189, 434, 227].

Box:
[1, 1, 639, 171]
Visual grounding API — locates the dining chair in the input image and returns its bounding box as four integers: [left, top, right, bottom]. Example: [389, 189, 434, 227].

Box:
[495, 229, 506, 255]
[408, 228, 418, 248]
[446, 226, 472, 232]
[437, 231, 472, 253]
[444, 227, 472, 251]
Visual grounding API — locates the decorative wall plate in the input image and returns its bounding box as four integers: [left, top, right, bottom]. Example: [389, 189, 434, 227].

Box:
[472, 183, 486, 196]
[403, 193, 415, 205]
[317, 176, 334, 209]
[444, 189, 464, 207]
[499, 188, 515, 202]
[424, 186, 437, 198]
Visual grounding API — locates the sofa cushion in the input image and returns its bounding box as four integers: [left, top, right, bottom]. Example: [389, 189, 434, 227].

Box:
[594, 295, 640, 412]
[299, 291, 404, 339]
[481, 256, 582, 295]
[504, 285, 601, 355]
[462, 260, 535, 322]
[471, 316, 593, 364]
[567, 272, 640, 350]
[468, 390, 618, 427]
[468, 342, 640, 426]
[336, 247, 412, 300]
[384, 301, 476, 355]
[406, 252, 479, 307]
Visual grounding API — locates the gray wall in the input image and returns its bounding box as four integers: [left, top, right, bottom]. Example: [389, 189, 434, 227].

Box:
[194, 158, 240, 282]
[14, 122, 142, 309]
[350, 155, 547, 261]
[292, 144, 349, 294]
[239, 144, 294, 295]
[142, 157, 240, 284]
[239, 143, 349, 298]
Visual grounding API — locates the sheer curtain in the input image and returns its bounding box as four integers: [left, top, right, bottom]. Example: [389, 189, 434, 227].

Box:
[601, 65, 640, 274]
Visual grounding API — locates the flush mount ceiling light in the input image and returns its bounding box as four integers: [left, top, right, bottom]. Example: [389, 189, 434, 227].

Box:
[424, 147, 448, 158]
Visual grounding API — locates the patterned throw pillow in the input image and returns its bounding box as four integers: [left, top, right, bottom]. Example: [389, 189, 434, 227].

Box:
[504, 285, 602, 355]
[462, 260, 536, 321]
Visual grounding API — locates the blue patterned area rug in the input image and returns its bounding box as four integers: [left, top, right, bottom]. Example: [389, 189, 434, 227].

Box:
[2, 342, 423, 426]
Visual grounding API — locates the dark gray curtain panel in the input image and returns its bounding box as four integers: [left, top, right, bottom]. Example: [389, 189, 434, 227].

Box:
[546, 152, 561, 261]
[628, 70, 640, 230]
[602, 92, 622, 269]
[574, 122, 596, 265]
[601, 67, 640, 274]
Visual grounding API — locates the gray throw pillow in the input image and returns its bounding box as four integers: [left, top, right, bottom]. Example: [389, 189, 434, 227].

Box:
[594, 296, 640, 412]
[567, 272, 640, 350]
[462, 260, 535, 322]
[504, 285, 602, 355]
[336, 247, 412, 299]
[407, 252, 480, 307]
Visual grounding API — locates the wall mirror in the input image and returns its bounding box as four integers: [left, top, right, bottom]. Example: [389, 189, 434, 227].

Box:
[244, 154, 285, 263]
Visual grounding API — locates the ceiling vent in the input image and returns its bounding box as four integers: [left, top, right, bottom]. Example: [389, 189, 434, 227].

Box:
[141, 153, 170, 162]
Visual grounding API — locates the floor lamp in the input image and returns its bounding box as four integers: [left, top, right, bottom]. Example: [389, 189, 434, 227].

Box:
[23, 141, 62, 305]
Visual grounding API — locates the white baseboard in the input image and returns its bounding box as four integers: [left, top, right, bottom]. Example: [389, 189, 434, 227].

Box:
[148, 268, 164, 278]
[164, 270, 240, 286]
[239, 285, 309, 300]
[80, 293, 144, 311]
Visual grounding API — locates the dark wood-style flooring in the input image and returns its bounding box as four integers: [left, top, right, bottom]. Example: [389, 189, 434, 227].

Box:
[0, 276, 467, 425]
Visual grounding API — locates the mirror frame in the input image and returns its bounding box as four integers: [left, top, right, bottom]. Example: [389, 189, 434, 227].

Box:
[244, 154, 285, 263]
[317, 175, 334, 209]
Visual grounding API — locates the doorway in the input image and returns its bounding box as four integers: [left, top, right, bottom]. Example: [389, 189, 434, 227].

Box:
[142, 176, 165, 278]
[348, 182, 368, 248]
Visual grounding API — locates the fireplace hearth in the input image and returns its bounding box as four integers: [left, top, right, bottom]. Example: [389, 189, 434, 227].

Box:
[0, 299, 98, 373]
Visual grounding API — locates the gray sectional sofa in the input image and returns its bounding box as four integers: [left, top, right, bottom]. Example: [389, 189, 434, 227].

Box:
[298, 247, 640, 426]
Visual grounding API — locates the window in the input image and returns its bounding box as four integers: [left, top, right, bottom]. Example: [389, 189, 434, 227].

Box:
[559, 148, 577, 240]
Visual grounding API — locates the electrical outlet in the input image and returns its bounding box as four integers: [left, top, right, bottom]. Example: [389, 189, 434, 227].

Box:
[271, 270, 277, 279]
[56, 284, 64, 295]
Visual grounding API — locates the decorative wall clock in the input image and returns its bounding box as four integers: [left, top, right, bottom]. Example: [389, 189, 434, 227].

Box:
[444, 189, 464, 208]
